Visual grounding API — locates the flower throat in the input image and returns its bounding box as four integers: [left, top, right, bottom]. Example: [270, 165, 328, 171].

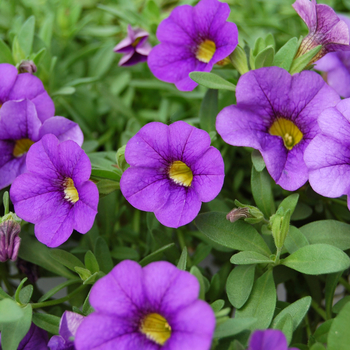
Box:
[269, 118, 303, 150]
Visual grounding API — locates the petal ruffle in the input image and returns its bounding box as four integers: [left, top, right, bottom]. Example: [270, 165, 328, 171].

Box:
[0, 64, 18, 103]
[0, 155, 26, 190]
[292, 0, 317, 32]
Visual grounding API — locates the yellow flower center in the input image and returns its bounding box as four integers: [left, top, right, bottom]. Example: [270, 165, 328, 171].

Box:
[63, 178, 79, 203]
[168, 161, 193, 187]
[216, 57, 231, 66]
[140, 313, 172, 346]
[196, 40, 216, 63]
[13, 138, 34, 157]
[132, 37, 141, 47]
[269, 118, 303, 150]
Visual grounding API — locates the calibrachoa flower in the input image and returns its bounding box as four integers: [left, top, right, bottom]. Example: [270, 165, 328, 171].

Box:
[0, 63, 54, 122]
[248, 330, 298, 350]
[120, 121, 224, 228]
[148, 0, 238, 91]
[10, 134, 99, 248]
[216, 66, 340, 191]
[315, 15, 350, 98]
[48, 311, 84, 350]
[0, 99, 83, 190]
[293, 0, 350, 63]
[74, 260, 215, 350]
[304, 99, 350, 208]
[114, 25, 152, 66]
[0, 323, 48, 350]
[0, 213, 21, 262]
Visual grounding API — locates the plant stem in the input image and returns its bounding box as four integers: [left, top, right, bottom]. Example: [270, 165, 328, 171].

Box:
[339, 276, 350, 293]
[311, 299, 327, 320]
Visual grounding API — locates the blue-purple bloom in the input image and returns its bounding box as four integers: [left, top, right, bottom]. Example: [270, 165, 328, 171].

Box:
[120, 121, 224, 228]
[304, 98, 350, 208]
[0, 214, 21, 262]
[216, 66, 340, 191]
[0, 323, 48, 350]
[248, 330, 298, 350]
[0, 63, 54, 123]
[48, 311, 84, 350]
[74, 260, 215, 350]
[10, 134, 99, 248]
[148, 0, 238, 91]
[0, 99, 83, 190]
[293, 0, 350, 63]
[114, 25, 152, 66]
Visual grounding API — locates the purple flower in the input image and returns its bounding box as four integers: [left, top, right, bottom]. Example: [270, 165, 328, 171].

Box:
[0, 323, 48, 350]
[0, 214, 21, 262]
[304, 98, 350, 208]
[148, 0, 238, 91]
[0, 99, 83, 190]
[10, 134, 99, 248]
[293, 0, 350, 63]
[248, 330, 298, 350]
[216, 66, 340, 191]
[0, 63, 54, 122]
[114, 25, 152, 66]
[120, 121, 224, 228]
[48, 311, 84, 350]
[315, 15, 350, 98]
[74, 260, 215, 350]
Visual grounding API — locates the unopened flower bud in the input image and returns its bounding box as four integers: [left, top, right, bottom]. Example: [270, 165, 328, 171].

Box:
[270, 208, 291, 249]
[19, 60, 37, 74]
[0, 216, 21, 262]
[226, 200, 265, 224]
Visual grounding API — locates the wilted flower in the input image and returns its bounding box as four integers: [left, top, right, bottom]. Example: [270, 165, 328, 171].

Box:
[293, 0, 350, 63]
[75, 260, 215, 350]
[114, 25, 152, 66]
[48, 311, 84, 350]
[148, 0, 238, 91]
[10, 134, 99, 248]
[226, 207, 249, 223]
[19, 60, 37, 74]
[120, 121, 224, 228]
[0, 63, 54, 122]
[0, 214, 21, 263]
[305, 98, 350, 209]
[216, 66, 340, 191]
[248, 329, 298, 350]
[0, 99, 83, 190]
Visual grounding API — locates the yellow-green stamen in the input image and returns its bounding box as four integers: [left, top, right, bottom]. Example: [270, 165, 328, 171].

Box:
[64, 178, 79, 204]
[269, 118, 303, 150]
[196, 40, 216, 63]
[132, 37, 141, 47]
[13, 138, 34, 157]
[168, 161, 193, 187]
[140, 313, 172, 346]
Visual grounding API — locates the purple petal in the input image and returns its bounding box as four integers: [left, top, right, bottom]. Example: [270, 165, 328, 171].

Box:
[325, 64, 350, 97]
[248, 329, 288, 350]
[143, 261, 199, 315]
[210, 22, 238, 62]
[39, 117, 84, 146]
[18, 323, 48, 350]
[119, 52, 148, 66]
[89, 260, 146, 317]
[314, 52, 341, 71]
[136, 40, 152, 56]
[292, 0, 317, 32]
[0, 155, 26, 190]
[0, 64, 18, 103]
[59, 311, 84, 342]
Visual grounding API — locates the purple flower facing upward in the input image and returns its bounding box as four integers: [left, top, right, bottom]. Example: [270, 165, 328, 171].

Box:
[48, 311, 84, 350]
[0, 323, 48, 350]
[74, 260, 215, 350]
[0, 214, 21, 262]
[114, 25, 152, 66]
[304, 99, 350, 209]
[0, 99, 83, 190]
[0, 63, 54, 122]
[293, 0, 350, 63]
[10, 134, 99, 248]
[148, 0, 238, 91]
[216, 66, 340, 191]
[120, 121, 224, 228]
[248, 330, 298, 350]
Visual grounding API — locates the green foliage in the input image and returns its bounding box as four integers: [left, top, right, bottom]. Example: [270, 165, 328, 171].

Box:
[328, 302, 350, 350]
[189, 72, 236, 91]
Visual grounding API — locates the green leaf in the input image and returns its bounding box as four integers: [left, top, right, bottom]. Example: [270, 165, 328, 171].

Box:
[289, 45, 322, 75]
[139, 243, 176, 267]
[84, 250, 100, 274]
[0, 39, 14, 64]
[189, 72, 236, 91]
[314, 319, 333, 343]
[199, 89, 218, 133]
[273, 37, 299, 71]
[195, 212, 271, 256]
[19, 285, 33, 305]
[325, 271, 343, 319]
[15, 278, 28, 305]
[254, 46, 274, 69]
[32, 313, 60, 335]
[52, 86, 76, 96]
[0, 299, 24, 323]
[16, 16, 35, 57]
[272, 313, 293, 344]
[110, 247, 140, 261]
[235, 270, 276, 330]
[226, 265, 255, 309]
[291, 202, 313, 221]
[38, 279, 81, 302]
[50, 249, 85, 272]
[281, 244, 350, 275]
[177, 247, 187, 271]
[96, 179, 120, 195]
[300, 220, 350, 251]
[190, 266, 206, 300]
[0, 287, 11, 300]
[251, 150, 265, 172]
[328, 301, 350, 350]
[214, 317, 257, 338]
[284, 225, 309, 254]
[94, 237, 114, 274]
[333, 296, 350, 314]
[0, 304, 32, 350]
[74, 266, 92, 281]
[272, 296, 311, 332]
[211, 299, 225, 313]
[278, 194, 299, 216]
[310, 343, 327, 350]
[230, 251, 274, 265]
[251, 167, 275, 218]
